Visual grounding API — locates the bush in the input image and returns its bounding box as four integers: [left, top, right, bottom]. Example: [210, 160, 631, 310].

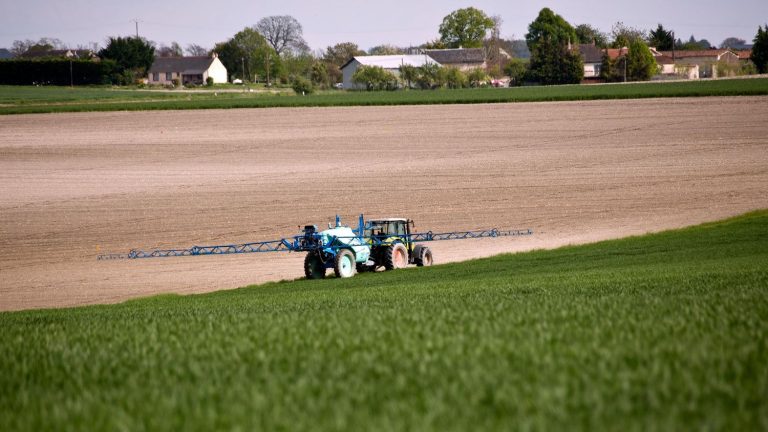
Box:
[351, 65, 398, 91]
[206, 76, 214, 86]
[466, 68, 489, 87]
[504, 59, 528, 86]
[442, 67, 467, 89]
[291, 76, 314, 95]
[172, 78, 180, 87]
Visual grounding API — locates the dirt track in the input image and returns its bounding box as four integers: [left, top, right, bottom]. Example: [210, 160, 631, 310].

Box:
[1, 97, 767, 311]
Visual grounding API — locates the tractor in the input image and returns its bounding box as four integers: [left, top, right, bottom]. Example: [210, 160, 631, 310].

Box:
[107, 214, 532, 281]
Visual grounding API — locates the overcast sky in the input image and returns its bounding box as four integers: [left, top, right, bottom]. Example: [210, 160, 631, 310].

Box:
[2, 0, 766, 52]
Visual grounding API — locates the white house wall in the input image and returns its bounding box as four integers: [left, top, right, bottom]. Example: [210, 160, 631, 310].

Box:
[342, 59, 362, 89]
[208, 58, 228, 84]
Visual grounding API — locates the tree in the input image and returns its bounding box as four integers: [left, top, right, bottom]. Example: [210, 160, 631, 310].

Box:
[310, 61, 330, 88]
[185, 44, 209, 56]
[648, 24, 674, 50]
[678, 35, 711, 50]
[751, 25, 768, 74]
[504, 58, 527, 86]
[422, 39, 447, 49]
[526, 7, 577, 52]
[255, 15, 308, 56]
[368, 45, 403, 55]
[526, 8, 582, 85]
[323, 42, 365, 67]
[12, 37, 66, 56]
[281, 51, 314, 82]
[414, 63, 441, 89]
[599, 52, 615, 81]
[720, 37, 748, 49]
[484, 15, 508, 73]
[575, 24, 607, 47]
[213, 27, 279, 83]
[156, 42, 182, 57]
[398, 64, 418, 88]
[527, 37, 583, 85]
[626, 39, 657, 80]
[610, 22, 647, 48]
[441, 67, 467, 88]
[439, 7, 495, 48]
[98, 36, 155, 84]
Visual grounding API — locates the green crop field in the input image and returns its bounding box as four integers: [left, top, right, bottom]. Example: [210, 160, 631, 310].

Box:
[1, 211, 766, 430]
[1, 77, 767, 114]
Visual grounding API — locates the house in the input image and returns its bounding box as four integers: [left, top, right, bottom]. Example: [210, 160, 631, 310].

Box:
[735, 50, 753, 64]
[658, 49, 739, 78]
[423, 48, 485, 71]
[576, 43, 604, 79]
[148, 54, 227, 85]
[340, 55, 440, 89]
[648, 47, 676, 75]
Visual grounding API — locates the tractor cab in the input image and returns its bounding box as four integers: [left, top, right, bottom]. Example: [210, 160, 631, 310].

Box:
[364, 218, 412, 242]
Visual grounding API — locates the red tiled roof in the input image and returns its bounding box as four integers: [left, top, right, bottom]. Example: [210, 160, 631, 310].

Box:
[605, 48, 627, 60]
[734, 50, 752, 59]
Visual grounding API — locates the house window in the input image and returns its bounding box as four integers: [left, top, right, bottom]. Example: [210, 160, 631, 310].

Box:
[153, 73, 159, 81]
[166, 72, 173, 80]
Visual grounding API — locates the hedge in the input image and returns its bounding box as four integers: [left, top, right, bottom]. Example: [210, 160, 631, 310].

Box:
[0, 59, 115, 85]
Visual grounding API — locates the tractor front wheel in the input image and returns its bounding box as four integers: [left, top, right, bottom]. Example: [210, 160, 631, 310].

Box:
[384, 243, 408, 270]
[334, 249, 357, 278]
[304, 252, 326, 279]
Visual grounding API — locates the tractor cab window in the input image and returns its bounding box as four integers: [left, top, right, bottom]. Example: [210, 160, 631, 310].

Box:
[366, 221, 406, 237]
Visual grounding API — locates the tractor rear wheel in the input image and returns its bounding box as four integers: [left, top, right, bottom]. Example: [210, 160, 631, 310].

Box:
[384, 243, 408, 270]
[334, 249, 357, 278]
[304, 252, 326, 279]
[416, 246, 433, 267]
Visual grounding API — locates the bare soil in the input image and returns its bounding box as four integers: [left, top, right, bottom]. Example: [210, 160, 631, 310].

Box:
[1, 97, 766, 311]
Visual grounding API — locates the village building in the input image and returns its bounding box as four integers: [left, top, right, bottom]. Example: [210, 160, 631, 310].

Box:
[340, 55, 440, 89]
[659, 49, 740, 78]
[423, 48, 486, 71]
[576, 43, 604, 79]
[147, 54, 227, 85]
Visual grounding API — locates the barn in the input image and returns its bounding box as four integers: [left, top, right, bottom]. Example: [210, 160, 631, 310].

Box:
[340, 55, 440, 89]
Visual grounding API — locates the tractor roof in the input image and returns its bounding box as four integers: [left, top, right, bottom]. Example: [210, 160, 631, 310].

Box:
[368, 218, 407, 223]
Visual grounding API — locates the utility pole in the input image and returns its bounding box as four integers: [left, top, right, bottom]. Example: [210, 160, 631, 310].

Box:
[266, 52, 271, 87]
[69, 59, 73, 87]
[131, 19, 140, 38]
[623, 55, 627, 82]
[241, 57, 245, 81]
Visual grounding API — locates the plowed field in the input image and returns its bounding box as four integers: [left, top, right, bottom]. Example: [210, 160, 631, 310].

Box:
[1, 96, 766, 311]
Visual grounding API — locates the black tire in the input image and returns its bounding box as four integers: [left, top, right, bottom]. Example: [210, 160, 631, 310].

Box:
[384, 243, 408, 270]
[304, 252, 326, 279]
[416, 246, 433, 267]
[334, 249, 357, 278]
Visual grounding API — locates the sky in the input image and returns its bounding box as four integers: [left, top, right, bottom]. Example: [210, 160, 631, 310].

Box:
[1, 0, 766, 52]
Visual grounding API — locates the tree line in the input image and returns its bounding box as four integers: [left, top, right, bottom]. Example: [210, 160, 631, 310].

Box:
[4, 8, 767, 88]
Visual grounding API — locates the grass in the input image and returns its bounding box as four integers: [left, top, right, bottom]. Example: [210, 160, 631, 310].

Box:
[1, 77, 767, 114]
[1, 211, 767, 430]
